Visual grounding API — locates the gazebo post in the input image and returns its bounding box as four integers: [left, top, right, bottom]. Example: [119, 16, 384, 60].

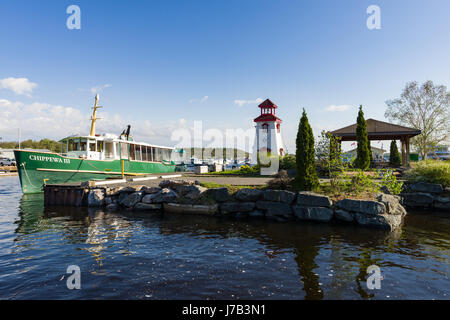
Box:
[406, 137, 411, 167]
[401, 137, 406, 166]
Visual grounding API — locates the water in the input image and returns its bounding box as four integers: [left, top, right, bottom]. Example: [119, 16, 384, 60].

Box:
[0, 176, 449, 300]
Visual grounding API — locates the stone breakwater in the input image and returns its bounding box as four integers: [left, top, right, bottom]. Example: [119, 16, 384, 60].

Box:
[400, 182, 450, 212]
[81, 179, 408, 231]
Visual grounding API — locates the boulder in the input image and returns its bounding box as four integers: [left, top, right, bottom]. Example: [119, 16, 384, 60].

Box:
[335, 199, 386, 215]
[220, 202, 255, 215]
[263, 189, 296, 204]
[401, 193, 434, 208]
[120, 192, 142, 208]
[235, 188, 263, 202]
[163, 203, 218, 215]
[292, 206, 334, 222]
[433, 196, 450, 211]
[134, 203, 162, 211]
[379, 186, 391, 195]
[408, 182, 443, 194]
[204, 187, 230, 202]
[159, 179, 193, 189]
[334, 209, 354, 223]
[376, 194, 407, 216]
[87, 189, 105, 207]
[296, 192, 332, 207]
[105, 203, 118, 211]
[140, 186, 162, 194]
[176, 185, 208, 199]
[247, 210, 264, 219]
[354, 213, 403, 230]
[256, 201, 293, 219]
[150, 188, 179, 203]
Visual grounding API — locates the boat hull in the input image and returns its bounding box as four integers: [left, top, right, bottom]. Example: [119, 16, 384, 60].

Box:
[14, 150, 176, 193]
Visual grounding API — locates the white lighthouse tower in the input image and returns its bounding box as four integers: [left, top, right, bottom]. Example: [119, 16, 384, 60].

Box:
[252, 99, 284, 166]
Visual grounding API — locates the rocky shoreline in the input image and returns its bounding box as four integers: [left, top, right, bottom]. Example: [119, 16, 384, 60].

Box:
[84, 179, 410, 231]
[400, 182, 450, 211]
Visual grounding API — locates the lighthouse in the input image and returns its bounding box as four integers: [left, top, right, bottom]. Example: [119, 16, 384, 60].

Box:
[252, 99, 284, 164]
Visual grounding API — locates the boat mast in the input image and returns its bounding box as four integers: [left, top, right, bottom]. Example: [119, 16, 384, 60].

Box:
[89, 94, 102, 136]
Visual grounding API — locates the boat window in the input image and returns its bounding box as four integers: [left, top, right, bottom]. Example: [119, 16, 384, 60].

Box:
[105, 142, 114, 159]
[97, 141, 104, 153]
[129, 144, 135, 160]
[149, 147, 153, 161]
[120, 142, 128, 159]
[154, 148, 162, 162]
[68, 139, 75, 151]
[80, 139, 87, 151]
[142, 146, 147, 161]
[89, 140, 96, 152]
[135, 145, 142, 161]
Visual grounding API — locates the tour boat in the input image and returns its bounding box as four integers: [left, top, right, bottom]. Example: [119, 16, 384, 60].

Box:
[14, 95, 176, 193]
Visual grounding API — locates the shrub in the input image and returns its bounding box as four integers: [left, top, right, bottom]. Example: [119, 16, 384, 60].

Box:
[389, 141, 401, 166]
[279, 154, 296, 170]
[378, 169, 403, 195]
[267, 170, 293, 190]
[405, 160, 450, 187]
[355, 106, 371, 170]
[348, 170, 378, 195]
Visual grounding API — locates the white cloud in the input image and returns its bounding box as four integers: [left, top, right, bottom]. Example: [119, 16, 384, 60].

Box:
[0, 77, 37, 97]
[90, 84, 111, 95]
[234, 98, 263, 107]
[325, 104, 351, 112]
[189, 95, 208, 103]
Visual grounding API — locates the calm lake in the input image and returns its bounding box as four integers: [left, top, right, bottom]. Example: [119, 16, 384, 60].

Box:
[0, 176, 448, 299]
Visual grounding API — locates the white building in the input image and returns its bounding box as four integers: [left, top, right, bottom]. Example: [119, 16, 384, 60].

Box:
[252, 99, 284, 169]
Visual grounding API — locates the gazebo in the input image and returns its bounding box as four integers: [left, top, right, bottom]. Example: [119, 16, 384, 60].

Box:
[330, 119, 421, 166]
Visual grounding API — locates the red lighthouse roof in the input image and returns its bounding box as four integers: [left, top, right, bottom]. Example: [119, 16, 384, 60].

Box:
[254, 98, 282, 123]
[258, 99, 278, 109]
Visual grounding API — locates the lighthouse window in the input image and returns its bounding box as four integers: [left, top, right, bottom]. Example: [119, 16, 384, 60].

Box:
[262, 123, 268, 132]
[276, 123, 280, 133]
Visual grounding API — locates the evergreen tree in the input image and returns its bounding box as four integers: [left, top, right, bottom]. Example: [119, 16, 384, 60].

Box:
[295, 109, 319, 190]
[389, 140, 401, 166]
[355, 105, 371, 170]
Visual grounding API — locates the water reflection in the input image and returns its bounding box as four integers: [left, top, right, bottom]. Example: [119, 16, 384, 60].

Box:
[5, 187, 450, 299]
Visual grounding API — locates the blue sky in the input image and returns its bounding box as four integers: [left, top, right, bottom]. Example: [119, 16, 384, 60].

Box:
[0, 0, 449, 152]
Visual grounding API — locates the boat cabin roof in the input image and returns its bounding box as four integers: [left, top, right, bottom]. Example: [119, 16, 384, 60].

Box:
[59, 134, 174, 150]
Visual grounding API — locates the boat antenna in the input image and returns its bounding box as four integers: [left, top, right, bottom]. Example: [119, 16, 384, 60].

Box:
[89, 94, 102, 136]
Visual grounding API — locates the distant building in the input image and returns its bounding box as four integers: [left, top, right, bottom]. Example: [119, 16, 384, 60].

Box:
[344, 146, 386, 163]
[427, 143, 450, 160]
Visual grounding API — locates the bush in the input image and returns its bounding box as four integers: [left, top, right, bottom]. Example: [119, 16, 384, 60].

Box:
[267, 170, 293, 190]
[405, 160, 450, 187]
[378, 169, 403, 195]
[279, 154, 296, 170]
[348, 170, 378, 195]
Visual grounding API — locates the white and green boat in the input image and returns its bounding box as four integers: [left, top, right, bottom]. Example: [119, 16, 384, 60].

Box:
[14, 95, 176, 193]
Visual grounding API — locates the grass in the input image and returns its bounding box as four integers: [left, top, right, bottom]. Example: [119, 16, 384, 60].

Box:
[199, 182, 265, 195]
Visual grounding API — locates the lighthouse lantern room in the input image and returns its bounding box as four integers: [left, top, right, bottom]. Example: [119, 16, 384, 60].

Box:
[253, 99, 284, 161]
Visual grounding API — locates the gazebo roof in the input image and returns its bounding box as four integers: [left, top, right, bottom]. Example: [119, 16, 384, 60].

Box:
[330, 119, 421, 141]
